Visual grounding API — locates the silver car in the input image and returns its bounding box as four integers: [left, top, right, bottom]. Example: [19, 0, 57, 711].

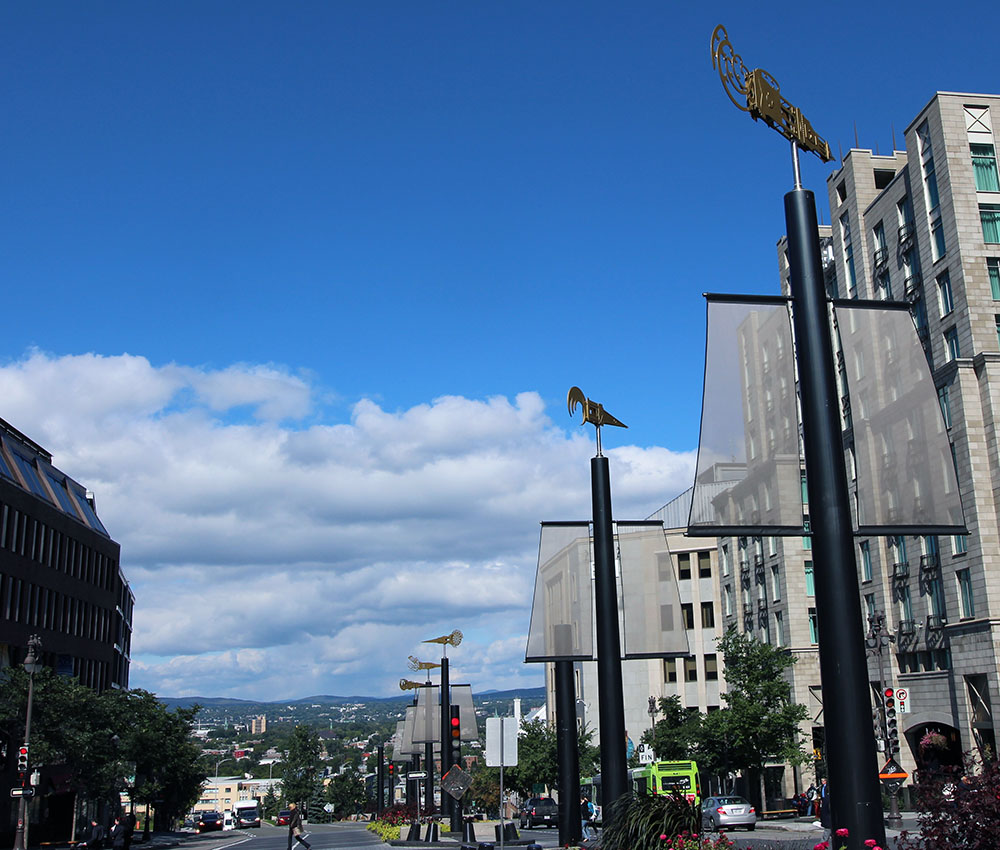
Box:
[701, 795, 757, 831]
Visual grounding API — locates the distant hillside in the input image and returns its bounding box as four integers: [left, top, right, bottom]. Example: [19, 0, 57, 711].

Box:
[159, 686, 546, 713]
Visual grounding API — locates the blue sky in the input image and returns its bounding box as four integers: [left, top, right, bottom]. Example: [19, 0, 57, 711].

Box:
[1, 2, 993, 699]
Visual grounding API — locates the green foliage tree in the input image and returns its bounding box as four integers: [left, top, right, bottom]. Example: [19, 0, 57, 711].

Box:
[262, 785, 280, 818]
[325, 773, 367, 819]
[641, 696, 701, 761]
[282, 725, 321, 805]
[467, 765, 501, 817]
[702, 627, 808, 808]
[504, 718, 601, 798]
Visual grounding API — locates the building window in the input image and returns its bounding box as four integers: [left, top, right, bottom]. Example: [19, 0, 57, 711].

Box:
[865, 593, 876, 623]
[664, 658, 677, 683]
[954, 534, 967, 555]
[957, 569, 975, 619]
[677, 553, 691, 580]
[860, 541, 872, 582]
[804, 560, 814, 596]
[931, 218, 946, 259]
[698, 552, 712, 578]
[937, 272, 954, 316]
[841, 213, 857, 296]
[801, 472, 808, 505]
[802, 516, 812, 550]
[982, 204, 1000, 243]
[721, 543, 730, 576]
[938, 385, 953, 429]
[681, 603, 694, 630]
[684, 656, 698, 682]
[705, 653, 718, 681]
[928, 574, 946, 618]
[899, 583, 913, 622]
[919, 122, 940, 210]
[808, 607, 818, 643]
[770, 564, 780, 601]
[989, 259, 1000, 300]
[944, 327, 960, 361]
[972, 143, 1000, 191]
[701, 601, 715, 629]
[724, 584, 733, 616]
[774, 611, 785, 647]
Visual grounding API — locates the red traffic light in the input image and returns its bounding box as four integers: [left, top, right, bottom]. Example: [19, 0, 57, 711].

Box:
[884, 687, 895, 699]
[451, 717, 460, 727]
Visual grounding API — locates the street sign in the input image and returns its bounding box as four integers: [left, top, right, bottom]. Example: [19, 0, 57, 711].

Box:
[637, 744, 654, 765]
[896, 688, 910, 713]
[879, 758, 908, 782]
[323, 803, 335, 813]
[407, 771, 427, 780]
[485, 717, 518, 767]
[441, 765, 472, 800]
[10, 788, 34, 798]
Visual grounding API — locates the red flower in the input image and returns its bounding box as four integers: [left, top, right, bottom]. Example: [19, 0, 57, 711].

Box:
[836, 828, 849, 837]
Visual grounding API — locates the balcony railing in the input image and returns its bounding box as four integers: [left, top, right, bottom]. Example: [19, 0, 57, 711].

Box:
[898, 619, 917, 636]
[926, 615, 947, 631]
[898, 222, 915, 244]
[920, 552, 940, 572]
[904, 274, 922, 299]
[873, 247, 889, 269]
[892, 561, 910, 579]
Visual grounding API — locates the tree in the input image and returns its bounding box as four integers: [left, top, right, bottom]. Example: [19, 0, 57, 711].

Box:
[282, 725, 321, 804]
[505, 719, 601, 798]
[702, 627, 808, 808]
[467, 766, 501, 817]
[325, 773, 366, 820]
[641, 696, 701, 761]
[262, 785, 280, 818]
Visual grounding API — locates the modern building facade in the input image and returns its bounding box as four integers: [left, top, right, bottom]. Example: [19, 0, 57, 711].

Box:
[0, 416, 132, 691]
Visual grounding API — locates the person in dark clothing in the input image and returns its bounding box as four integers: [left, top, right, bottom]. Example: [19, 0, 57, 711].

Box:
[580, 795, 595, 842]
[287, 802, 311, 850]
[110, 817, 127, 850]
[81, 819, 105, 850]
[123, 812, 136, 850]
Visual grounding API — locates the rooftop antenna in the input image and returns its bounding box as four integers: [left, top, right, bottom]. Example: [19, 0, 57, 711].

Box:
[854, 121, 859, 149]
[891, 123, 898, 152]
[838, 141, 844, 165]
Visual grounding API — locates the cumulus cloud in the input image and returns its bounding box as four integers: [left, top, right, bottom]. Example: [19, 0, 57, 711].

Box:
[0, 351, 696, 699]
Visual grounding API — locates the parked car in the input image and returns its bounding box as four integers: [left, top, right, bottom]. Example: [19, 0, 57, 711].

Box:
[276, 810, 293, 826]
[701, 796, 756, 831]
[196, 812, 225, 833]
[519, 796, 558, 828]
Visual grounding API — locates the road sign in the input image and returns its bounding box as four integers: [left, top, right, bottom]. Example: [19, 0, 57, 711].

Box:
[407, 771, 427, 780]
[879, 758, 908, 782]
[10, 787, 34, 798]
[485, 717, 518, 767]
[323, 803, 335, 813]
[896, 688, 910, 713]
[637, 744, 654, 765]
[441, 765, 472, 800]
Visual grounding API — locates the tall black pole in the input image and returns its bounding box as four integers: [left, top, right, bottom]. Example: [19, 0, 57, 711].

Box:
[439, 656, 454, 828]
[591, 455, 627, 824]
[376, 745, 384, 817]
[555, 660, 581, 846]
[785, 184, 886, 850]
[424, 742, 434, 815]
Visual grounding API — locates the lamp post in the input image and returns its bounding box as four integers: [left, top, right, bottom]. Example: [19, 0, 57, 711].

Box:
[214, 757, 235, 778]
[648, 696, 658, 734]
[13, 635, 43, 850]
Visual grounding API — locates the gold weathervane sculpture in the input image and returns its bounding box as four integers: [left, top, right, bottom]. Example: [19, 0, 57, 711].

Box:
[399, 678, 427, 691]
[710, 24, 832, 163]
[407, 655, 442, 673]
[423, 629, 463, 647]
[567, 386, 627, 456]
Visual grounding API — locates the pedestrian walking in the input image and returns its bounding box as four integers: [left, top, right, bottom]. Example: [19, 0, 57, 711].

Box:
[110, 817, 127, 850]
[123, 812, 136, 850]
[81, 819, 105, 850]
[580, 795, 595, 842]
[287, 802, 311, 850]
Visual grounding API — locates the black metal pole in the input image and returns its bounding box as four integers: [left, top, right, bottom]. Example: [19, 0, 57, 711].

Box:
[591, 455, 627, 825]
[555, 660, 581, 846]
[376, 745, 384, 817]
[785, 186, 887, 850]
[424, 742, 434, 815]
[439, 657, 455, 829]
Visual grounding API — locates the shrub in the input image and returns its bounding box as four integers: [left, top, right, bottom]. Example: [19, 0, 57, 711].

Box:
[600, 793, 700, 850]
[896, 755, 1000, 850]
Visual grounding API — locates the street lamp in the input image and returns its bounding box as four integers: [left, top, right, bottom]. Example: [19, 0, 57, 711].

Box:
[13, 635, 43, 850]
[648, 696, 658, 733]
[214, 757, 235, 778]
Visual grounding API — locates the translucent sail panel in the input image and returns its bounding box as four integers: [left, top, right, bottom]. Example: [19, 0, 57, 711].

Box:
[450, 684, 479, 739]
[688, 297, 804, 536]
[412, 685, 441, 744]
[617, 522, 690, 659]
[525, 522, 594, 662]
[835, 303, 965, 534]
[391, 720, 411, 761]
[400, 707, 418, 756]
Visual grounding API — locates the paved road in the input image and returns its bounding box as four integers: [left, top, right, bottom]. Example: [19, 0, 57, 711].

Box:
[181, 823, 390, 850]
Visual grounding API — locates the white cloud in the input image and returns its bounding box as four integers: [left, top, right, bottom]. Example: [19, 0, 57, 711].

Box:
[0, 351, 696, 699]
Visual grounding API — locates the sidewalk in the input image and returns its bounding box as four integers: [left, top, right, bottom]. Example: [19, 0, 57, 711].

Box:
[762, 814, 921, 837]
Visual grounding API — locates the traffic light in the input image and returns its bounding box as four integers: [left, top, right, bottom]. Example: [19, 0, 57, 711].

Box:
[450, 705, 461, 761]
[884, 688, 899, 753]
[17, 744, 28, 779]
[388, 762, 394, 781]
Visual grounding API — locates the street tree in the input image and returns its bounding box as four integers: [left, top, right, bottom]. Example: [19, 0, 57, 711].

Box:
[325, 773, 367, 819]
[641, 695, 701, 761]
[282, 724, 322, 804]
[703, 627, 808, 808]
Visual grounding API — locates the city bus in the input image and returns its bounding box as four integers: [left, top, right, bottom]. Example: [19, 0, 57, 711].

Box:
[581, 761, 701, 824]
